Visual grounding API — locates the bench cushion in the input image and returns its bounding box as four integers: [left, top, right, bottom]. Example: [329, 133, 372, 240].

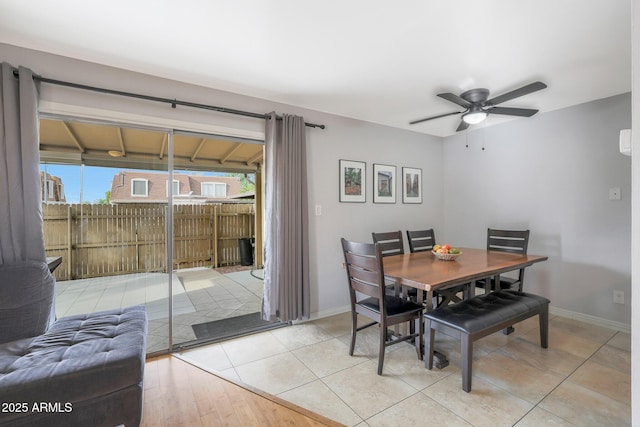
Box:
[424, 290, 549, 334]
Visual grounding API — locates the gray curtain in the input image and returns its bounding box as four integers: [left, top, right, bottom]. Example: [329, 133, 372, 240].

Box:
[0, 63, 45, 264]
[262, 112, 310, 322]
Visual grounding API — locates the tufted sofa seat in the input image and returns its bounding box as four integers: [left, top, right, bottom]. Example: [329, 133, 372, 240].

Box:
[0, 261, 147, 426]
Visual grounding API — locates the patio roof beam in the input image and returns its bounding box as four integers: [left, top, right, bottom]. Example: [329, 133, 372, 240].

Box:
[247, 151, 263, 166]
[62, 121, 86, 153]
[191, 138, 207, 162]
[117, 127, 127, 157]
[220, 142, 242, 164]
[159, 133, 167, 159]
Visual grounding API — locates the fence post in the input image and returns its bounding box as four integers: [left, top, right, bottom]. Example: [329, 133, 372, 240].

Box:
[209, 207, 213, 267]
[213, 204, 219, 268]
[67, 204, 73, 279]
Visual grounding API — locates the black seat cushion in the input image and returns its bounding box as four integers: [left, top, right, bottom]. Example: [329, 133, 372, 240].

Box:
[424, 290, 549, 334]
[358, 296, 423, 316]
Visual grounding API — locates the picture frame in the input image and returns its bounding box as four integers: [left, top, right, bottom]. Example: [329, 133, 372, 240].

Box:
[373, 163, 396, 203]
[339, 159, 366, 202]
[402, 167, 422, 204]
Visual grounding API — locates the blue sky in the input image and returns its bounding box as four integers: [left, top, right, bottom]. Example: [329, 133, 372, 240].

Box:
[40, 164, 238, 203]
[40, 164, 117, 203]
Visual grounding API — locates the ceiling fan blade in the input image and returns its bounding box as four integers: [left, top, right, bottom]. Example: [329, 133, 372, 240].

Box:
[488, 107, 539, 117]
[437, 93, 472, 108]
[409, 110, 463, 125]
[486, 81, 547, 106]
[456, 120, 470, 132]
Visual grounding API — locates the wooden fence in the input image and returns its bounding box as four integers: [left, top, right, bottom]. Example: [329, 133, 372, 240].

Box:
[43, 202, 255, 280]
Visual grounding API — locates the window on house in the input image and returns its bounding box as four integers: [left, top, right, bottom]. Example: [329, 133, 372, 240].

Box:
[46, 180, 54, 199]
[131, 178, 148, 197]
[166, 180, 180, 196]
[201, 182, 227, 198]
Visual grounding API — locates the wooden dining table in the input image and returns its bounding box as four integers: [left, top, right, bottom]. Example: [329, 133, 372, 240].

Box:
[383, 247, 548, 310]
[382, 247, 548, 367]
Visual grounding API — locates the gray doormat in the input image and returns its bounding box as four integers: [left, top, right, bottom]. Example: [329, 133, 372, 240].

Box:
[191, 312, 282, 341]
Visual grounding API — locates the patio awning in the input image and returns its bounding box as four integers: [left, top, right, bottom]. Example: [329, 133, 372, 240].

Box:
[39, 118, 263, 173]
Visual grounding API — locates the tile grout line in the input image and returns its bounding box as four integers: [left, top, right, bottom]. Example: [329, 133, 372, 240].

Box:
[509, 334, 615, 427]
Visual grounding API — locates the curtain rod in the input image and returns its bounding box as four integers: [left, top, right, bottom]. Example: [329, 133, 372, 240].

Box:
[13, 70, 325, 129]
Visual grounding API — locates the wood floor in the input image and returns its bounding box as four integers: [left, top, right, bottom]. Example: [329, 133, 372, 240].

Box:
[141, 355, 344, 427]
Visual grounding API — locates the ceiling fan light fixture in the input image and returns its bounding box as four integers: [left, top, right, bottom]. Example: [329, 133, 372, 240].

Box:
[462, 109, 487, 125]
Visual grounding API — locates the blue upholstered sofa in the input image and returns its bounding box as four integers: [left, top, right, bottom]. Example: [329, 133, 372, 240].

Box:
[0, 261, 148, 426]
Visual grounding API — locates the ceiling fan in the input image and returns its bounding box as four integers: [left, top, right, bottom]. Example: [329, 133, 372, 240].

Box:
[410, 81, 547, 131]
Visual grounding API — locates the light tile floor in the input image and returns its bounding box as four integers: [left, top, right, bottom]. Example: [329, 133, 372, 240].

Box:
[54, 267, 265, 354]
[179, 312, 631, 427]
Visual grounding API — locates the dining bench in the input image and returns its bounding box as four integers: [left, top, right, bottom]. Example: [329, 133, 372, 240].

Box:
[424, 290, 549, 392]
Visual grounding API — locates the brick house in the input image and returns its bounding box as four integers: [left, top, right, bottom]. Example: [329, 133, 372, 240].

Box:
[109, 171, 247, 204]
[40, 171, 66, 203]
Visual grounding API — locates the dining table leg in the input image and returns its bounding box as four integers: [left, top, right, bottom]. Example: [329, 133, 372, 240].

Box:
[464, 281, 474, 299]
[423, 289, 432, 311]
[484, 274, 501, 294]
[421, 289, 449, 369]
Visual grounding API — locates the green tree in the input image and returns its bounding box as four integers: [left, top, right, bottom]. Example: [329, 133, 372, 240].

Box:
[231, 173, 255, 193]
[96, 190, 111, 204]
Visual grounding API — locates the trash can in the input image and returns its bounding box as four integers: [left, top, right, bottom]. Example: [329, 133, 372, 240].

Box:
[239, 238, 254, 266]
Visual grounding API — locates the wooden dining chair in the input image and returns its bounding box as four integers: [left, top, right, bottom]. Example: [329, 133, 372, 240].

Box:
[406, 228, 469, 306]
[476, 228, 530, 292]
[371, 231, 406, 297]
[406, 229, 436, 253]
[371, 231, 405, 257]
[341, 238, 423, 375]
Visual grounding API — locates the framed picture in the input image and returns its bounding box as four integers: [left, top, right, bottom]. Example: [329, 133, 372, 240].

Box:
[339, 159, 366, 202]
[402, 167, 422, 204]
[373, 163, 396, 203]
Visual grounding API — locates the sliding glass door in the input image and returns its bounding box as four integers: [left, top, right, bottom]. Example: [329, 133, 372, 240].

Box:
[40, 117, 275, 355]
[40, 116, 173, 355]
[169, 130, 277, 351]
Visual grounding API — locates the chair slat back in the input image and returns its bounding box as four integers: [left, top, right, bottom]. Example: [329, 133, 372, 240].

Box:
[487, 229, 530, 254]
[371, 231, 404, 257]
[406, 229, 436, 253]
[341, 238, 385, 300]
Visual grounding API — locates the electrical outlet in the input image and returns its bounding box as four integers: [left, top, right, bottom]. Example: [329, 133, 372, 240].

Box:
[609, 187, 621, 201]
[613, 290, 625, 304]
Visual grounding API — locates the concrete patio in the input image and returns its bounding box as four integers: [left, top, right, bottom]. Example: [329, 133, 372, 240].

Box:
[54, 266, 265, 354]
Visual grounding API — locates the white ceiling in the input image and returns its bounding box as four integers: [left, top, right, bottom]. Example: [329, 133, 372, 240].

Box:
[0, 0, 631, 137]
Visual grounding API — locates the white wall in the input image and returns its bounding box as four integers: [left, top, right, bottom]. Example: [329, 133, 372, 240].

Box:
[307, 118, 443, 314]
[630, 0, 639, 424]
[2, 43, 632, 326]
[0, 43, 443, 317]
[442, 93, 632, 327]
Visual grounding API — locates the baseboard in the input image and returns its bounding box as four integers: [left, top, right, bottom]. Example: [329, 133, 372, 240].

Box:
[305, 304, 631, 334]
[550, 306, 631, 334]
[294, 305, 350, 324]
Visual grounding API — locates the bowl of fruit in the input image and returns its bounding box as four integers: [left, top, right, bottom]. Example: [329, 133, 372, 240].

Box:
[432, 244, 462, 261]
